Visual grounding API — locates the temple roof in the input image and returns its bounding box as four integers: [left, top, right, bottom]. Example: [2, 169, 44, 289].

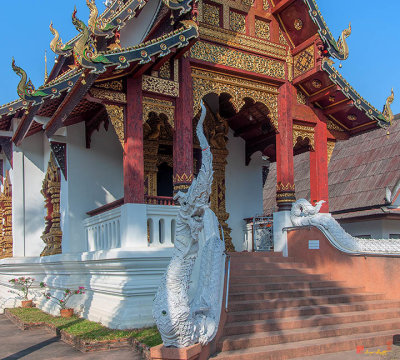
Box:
[273, 0, 393, 131]
[263, 114, 400, 216]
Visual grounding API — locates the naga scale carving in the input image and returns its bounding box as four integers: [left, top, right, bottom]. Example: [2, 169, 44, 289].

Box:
[153, 101, 226, 347]
[291, 199, 400, 255]
[41, 153, 63, 257]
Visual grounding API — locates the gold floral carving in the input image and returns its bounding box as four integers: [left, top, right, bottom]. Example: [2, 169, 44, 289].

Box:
[143, 97, 175, 128]
[211, 147, 234, 251]
[91, 87, 127, 103]
[293, 124, 315, 150]
[279, 28, 289, 46]
[293, 45, 315, 78]
[142, 75, 179, 97]
[203, 3, 220, 27]
[0, 172, 12, 259]
[192, 69, 278, 128]
[144, 140, 159, 196]
[327, 140, 336, 164]
[190, 41, 285, 80]
[159, 61, 171, 79]
[241, 0, 255, 6]
[327, 119, 345, 132]
[263, 0, 270, 11]
[95, 80, 123, 91]
[104, 104, 125, 147]
[198, 24, 287, 60]
[255, 19, 270, 40]
[297, 89, 307, 105]
[41, 153, 62, 257]
[229, 11, 246, 34]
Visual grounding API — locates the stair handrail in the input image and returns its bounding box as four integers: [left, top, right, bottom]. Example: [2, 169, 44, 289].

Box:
[225, 252, 231, 313]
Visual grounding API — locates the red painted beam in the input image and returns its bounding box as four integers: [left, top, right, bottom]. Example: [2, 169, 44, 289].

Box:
[271, 0, 296, 15]
[125, 76, 144, 203]
[309, 107, 329, 212]
[173, 57, 193, 191]
[323, 100, 353, 115]
[308, 85, 340, 103]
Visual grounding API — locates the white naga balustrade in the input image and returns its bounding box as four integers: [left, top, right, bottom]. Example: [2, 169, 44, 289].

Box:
[83, 207, 122, 251]
[83, 204, 179, 251]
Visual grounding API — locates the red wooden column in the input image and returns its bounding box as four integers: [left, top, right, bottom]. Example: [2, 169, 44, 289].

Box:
[173, 57, 194, 194]
[276, 82, 296, 211]
[124, 76, 144, 203]
[310, 110, 329, 212]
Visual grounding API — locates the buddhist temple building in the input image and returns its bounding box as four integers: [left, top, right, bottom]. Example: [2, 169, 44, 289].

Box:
[0, 0, 399, 358]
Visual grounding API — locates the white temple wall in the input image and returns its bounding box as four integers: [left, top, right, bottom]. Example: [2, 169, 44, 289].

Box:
[341, 219, 400, 239]
[65, 122, 123, 253]
[11, 133, 46, 257]
[225, 130, 264, 251]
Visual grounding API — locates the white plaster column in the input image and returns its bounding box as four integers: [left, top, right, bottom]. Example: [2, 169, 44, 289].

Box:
[11, 149, 25, 257]
[120, 203, 147, 248]
[273, 211, 291, 257]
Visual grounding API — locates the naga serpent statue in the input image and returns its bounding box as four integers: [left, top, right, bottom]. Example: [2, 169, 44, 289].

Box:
[291, 199, 400, 255]
[153, 101, 226, 347]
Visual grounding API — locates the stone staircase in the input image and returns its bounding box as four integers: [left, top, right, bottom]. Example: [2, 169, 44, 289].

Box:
[211, 252, 400, 359]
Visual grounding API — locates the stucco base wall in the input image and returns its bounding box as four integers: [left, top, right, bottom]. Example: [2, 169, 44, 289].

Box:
[287, 227, 400, 299]
[0, 249, 173, 329]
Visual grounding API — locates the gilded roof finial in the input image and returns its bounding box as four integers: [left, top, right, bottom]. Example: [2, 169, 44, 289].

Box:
[86, 0, 99, 32]
[50, 21, 72, 55]
[44, 50, 48, 83]
[11, 57, 35, 99]
[383, 88, 394, 125]
[337, 22, 351, 60]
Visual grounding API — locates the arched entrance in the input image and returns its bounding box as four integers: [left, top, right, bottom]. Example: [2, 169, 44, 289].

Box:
[193, 88, 277, 251]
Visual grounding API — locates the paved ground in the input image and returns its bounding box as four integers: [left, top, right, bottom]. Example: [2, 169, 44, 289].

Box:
[2, 314, 400, 359]
[0, 315, 142, 360]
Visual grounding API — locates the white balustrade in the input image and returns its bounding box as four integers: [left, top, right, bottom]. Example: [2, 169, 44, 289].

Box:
[83, 207, 122, 251]
[83, 204, 179, 251]
[146, 205, 179, 247]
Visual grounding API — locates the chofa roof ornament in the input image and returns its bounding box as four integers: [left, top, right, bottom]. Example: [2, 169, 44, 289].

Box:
[383, 88, 395, 125]
[337, 22, 351, 60]
[11, 58, 41, 99]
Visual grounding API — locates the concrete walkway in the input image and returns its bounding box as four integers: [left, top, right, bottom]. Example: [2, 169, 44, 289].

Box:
[0, 315, 142, 360]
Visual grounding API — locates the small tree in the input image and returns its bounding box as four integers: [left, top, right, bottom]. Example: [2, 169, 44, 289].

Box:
[40, 283, 85, 310]
[9, 277, 35, 300]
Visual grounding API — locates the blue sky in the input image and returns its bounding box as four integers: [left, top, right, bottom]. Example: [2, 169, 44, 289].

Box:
[1, 0, 399, 115]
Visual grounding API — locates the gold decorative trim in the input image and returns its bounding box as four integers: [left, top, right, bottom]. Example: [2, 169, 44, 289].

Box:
[297, 89, 307, 105]
[90, 87, 127, 103]
[0, 172, 12, 259]
[95, 80, 123, 91]
[327, 140, 336, 164]
[191, 68, 279, 128]
[41, 153, 62, 257]
[190, 41, 286, 80]
[142, 75, 179, 97]
[293, 45, 315, 78]
[143, 97, 175, 128]
[104, 104, 125, 147]
[198, 23, 287, 60]
[293, 124, 315, 150]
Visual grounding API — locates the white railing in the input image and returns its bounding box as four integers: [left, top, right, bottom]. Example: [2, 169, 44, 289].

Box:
[146, 205, 179, 247]
[83, 207, 122, 251]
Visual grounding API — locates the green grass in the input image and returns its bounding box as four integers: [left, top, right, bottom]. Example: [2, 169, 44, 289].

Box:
[8, 307, 162, 347]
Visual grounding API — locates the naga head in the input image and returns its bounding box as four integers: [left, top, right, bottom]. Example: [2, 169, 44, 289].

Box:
[72, 6, 86, 33]
[342, 22, 351, 39]
[174, 100, 213, 242]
